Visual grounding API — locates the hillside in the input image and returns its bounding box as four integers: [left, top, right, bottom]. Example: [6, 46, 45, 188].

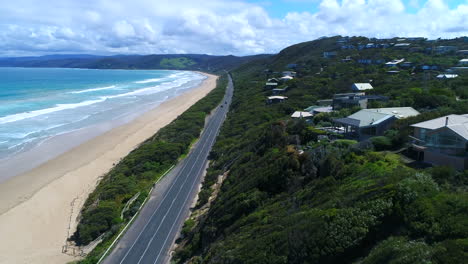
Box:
[173, 36, 468, 264]
[0, 54, 270, 73]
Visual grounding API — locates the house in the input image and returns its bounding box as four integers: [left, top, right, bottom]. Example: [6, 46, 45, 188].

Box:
[459, 59, 468, 65]
[266, 96, 288, 104]
[311, 106, 333, 115]
[410, 114, 468, 170]
[291, 111, 313, 119]
[436, 74, 459, 79]
[450, 67, 468, 72]
[385, 59, 405, 67]
[357, 59, 373, 65]
[282, 71, 296, 77]
[401, 61, 414, 68]
[456, 50, 468, 55]
[323, 51, 337, 58]
[351, 83, 373, 92]
[334, 107, 420, 140]
[332, 93, 367, 110]
[407, 37, 425, 41]
[394, 43, 411, 48]
[280, 75, 294, 82]
[317, 99, 333, 106]
[366, 43, 376, 49]
[272, 86, 289, 95]
[378, 43, 390, 48]
[341, 45, 356, 50]
[421, 65, 439, 70]
[265, 82, 278, 89]
[342, 56, 352, 62]
[304, 105, 334, 115]
[286, 64, 298, 69]
[435, 46, 457, 54]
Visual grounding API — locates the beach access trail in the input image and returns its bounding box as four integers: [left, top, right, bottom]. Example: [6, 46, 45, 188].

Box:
[0, 73, 218, 264]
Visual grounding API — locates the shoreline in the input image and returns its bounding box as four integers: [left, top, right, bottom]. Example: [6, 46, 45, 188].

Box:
[0, 72, 218, 264]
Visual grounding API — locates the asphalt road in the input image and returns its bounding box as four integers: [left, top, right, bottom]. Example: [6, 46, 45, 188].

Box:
[102, 73, 233, 264]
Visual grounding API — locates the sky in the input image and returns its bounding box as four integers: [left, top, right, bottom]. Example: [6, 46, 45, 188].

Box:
[0, 0, 467, 57]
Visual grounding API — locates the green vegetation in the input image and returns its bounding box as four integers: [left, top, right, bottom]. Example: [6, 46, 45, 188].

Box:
[160, 57, 196, 69]
[0, 54, 270, 73]
[72, 74, 227, 263]
[173, 37, 468, 263]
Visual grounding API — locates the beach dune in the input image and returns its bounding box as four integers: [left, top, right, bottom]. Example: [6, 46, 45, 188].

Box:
[0, 72, 218, 264]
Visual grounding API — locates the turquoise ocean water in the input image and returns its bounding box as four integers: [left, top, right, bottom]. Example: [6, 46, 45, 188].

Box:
[0, 68, 206, 160]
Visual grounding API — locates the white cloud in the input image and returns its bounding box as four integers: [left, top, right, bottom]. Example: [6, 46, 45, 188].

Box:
[0, 0, 466, 56]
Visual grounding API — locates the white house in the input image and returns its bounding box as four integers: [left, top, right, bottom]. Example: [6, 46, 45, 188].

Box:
[351, 83, 373, 92]
[459, 59, 468, 65]
[436, 74, 459, 79]
[282, 71, 296, 77]
[385, 59, 405, 67]
[280, 76, 294, 82]
[266, 96, 288, 104]
[291, 111, 313, 119]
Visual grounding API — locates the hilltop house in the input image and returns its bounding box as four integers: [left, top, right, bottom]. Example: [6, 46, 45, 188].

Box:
[266, 96, 288, 104]
[459, 59, 468, 65]
[333, 93, 367, 110]
[401, 61, 414, 68]
[342, 56, 352, 62]
[291, 111, 313, 119]
[385, 59, 405, 67]
[410, 114, 468, 170]
[332, 93, 389, 110]
[272, 86, 289, 95]
[435, 46, 457, 54]
[304, 105, 334, 115]
[334, 107, 420, 140]
[280, 75, 294, 82]
[351, 83, 373, 92]
[436, 74, 459, 79]
[323, 51, 337, 58]
[456, 50, 468, 55]
[265, 78, 279, 89]
[394, 43, 411, 48]
[282, 71, 296, 77]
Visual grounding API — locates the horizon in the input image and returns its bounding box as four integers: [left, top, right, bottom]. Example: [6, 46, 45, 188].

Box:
[1, 35, 467, 59]
[1, 0, 467, 57]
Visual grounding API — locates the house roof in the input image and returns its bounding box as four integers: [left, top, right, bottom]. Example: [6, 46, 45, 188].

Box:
[352, 83, 373, 91]
[280, 76, 294, 80]
[437, 74, 459, 79]
[268, 96, 288, 100]
[411, 114, 468, 139]
[291, 111, 313, 118]
[335, 110, 394, 128]
[265, 82, 278, 86]
[364, 107, 420, 119]
[312, 106, 333, 113]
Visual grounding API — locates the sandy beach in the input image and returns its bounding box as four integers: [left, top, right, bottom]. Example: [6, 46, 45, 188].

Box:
[0, 72, 218, 264]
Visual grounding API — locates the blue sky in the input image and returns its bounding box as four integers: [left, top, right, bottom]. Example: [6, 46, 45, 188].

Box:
[0, 0, 467, 56]
[248, 0, 466, 16]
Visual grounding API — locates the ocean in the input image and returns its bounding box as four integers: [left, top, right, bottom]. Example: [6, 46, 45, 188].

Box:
[0, 67, 206, 161]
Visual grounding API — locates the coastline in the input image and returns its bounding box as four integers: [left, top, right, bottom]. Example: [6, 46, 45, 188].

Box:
[0, 72, 218, 264]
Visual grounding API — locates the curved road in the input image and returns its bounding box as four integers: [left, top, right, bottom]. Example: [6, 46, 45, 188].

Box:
[102, 73, 233, 264]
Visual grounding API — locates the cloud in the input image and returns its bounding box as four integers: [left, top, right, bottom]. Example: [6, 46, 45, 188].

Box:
[0, 0, 467, 56]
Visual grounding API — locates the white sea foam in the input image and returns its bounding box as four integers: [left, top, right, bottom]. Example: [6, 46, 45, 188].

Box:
[134, 78, 163, 84]
[0, 99, 104, 125]
[71, 85, 117, 94]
